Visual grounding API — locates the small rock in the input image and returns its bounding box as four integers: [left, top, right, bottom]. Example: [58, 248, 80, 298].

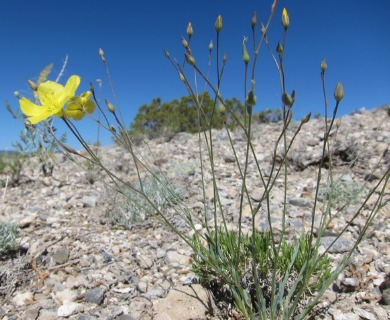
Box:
[342, 277, 360, 288]
[57, 302, 84, 317]
[52, 248, 70, 264]
[84, 287, 106, 305]
[82, 195, 98, 207]
[137, 254, 154, 269]
[353, 307, 376, 320]
[12, 291, 34, 306]
[320, 236, 355, 254]
[53, 288, 78, 304]
[381, 288, 390, 305]
[165, 251, 190, 265]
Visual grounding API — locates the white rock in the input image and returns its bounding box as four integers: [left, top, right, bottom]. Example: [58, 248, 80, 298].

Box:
[57, 302, 84, 317]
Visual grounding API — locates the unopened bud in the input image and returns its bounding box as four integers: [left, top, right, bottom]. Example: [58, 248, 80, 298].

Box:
[223, 52, 228, 63]
[321, 59, 327, 73]
[246, 90, 256, 107]
[251, 11, 257, 29]
[215, 15, 223, 32]
[301, 112, 311, 124]
[13, 91, 20, 99]
[209, 40, 213, 51]
[105, 99, 115, 113]
[164, 49, 170, 58]
[99, 48, 106, 62]
[185, 53, 196, 66]
[28, 80, 38, 91]
[110, 125, 116, 133]
[334, 82, 344, 102]
[276, 42, 283, 55]
[178, 72, 185, 82]
[282, 92, 294, 107]
[242, 37, 250, 64]
[181, 37, 189, 49]
[186, 22, 193, 37]
[282, 8, 290, 30]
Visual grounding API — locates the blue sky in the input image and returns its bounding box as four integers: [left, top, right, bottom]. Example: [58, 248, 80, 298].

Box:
[1, 0, 389, 150]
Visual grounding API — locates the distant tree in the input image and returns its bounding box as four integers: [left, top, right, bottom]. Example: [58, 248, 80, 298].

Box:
[128, 92, 245, 140]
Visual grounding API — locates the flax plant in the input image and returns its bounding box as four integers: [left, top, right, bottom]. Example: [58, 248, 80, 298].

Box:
[164, 2, 389, 319]
[16, 1, 389, 319]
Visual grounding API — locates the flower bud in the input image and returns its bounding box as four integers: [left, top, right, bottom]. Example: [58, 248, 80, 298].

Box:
[282, 92, 294, 107]
[276, 42, 283, 55]
[178, 72, 185, 82]
[28, 80, 38, 91]
[181, 37, 189, 49]
[246, 90, 256, 107]
[215, 15, 223, 32]
[13, 91, 20, 99]
[110, 125, 117, 133]
[251, 11, 257, 29]
[334, 82, 344, 102]
[186, 22, 193, 37]
[301, 112, 311, 124]
[185, 53, 196, 66]
[209, 40, 213, 51]
[321, 59, 327, 73]
[223, 52, 228, 63]
[282, 8, 289, 30]
[242, 38, 250, 64]
[99, 48, 106, 62]
[164, 49, 170, 58]
[105, 99, 115, 113]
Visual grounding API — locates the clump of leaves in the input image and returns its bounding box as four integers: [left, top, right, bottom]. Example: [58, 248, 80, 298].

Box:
[0, 221, 19, 257]
[107, 174, 184, 228]
[191, 230, 332, 317]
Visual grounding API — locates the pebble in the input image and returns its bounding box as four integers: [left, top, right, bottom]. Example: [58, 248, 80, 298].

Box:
[84, 287, 106, 305]
[57, 302, 84, 317]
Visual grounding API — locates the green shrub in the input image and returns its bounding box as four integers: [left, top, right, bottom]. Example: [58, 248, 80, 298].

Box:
[0, 221, 19, 256]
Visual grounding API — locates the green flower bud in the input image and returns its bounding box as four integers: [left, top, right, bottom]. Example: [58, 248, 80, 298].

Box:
[178, 72, 185, 82]
[215, 15, 223, 32]
[182, 37, 189, 49]
[334, 82, 344, 102]
[321, 59, 327, 73]
[282, 8, 290, 30]
[246, 90, 256, 107]
[242, 38, 250, 64]
[186, 22, 193, 37]
[185, 53, 196, 66]
[105, 99, 115, 113]
[276, 42, 283, 55]
[99, 48, 106, 62]
[301, 112, 311, 124]
[282, 92, 294, 107]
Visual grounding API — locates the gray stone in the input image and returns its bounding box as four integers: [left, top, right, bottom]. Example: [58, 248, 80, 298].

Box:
[52, 248, 70, 264]
[84, 287, 106, 305]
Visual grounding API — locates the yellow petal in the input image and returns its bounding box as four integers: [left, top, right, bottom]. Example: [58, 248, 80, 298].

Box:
[20, 98, 53, 124]
[19, 97, 41, 116]
[62, 75, 81, 104]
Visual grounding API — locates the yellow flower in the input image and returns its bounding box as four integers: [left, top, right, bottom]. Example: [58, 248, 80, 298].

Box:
[64, 91, 95, 120]
[20, 75, 80, 124]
